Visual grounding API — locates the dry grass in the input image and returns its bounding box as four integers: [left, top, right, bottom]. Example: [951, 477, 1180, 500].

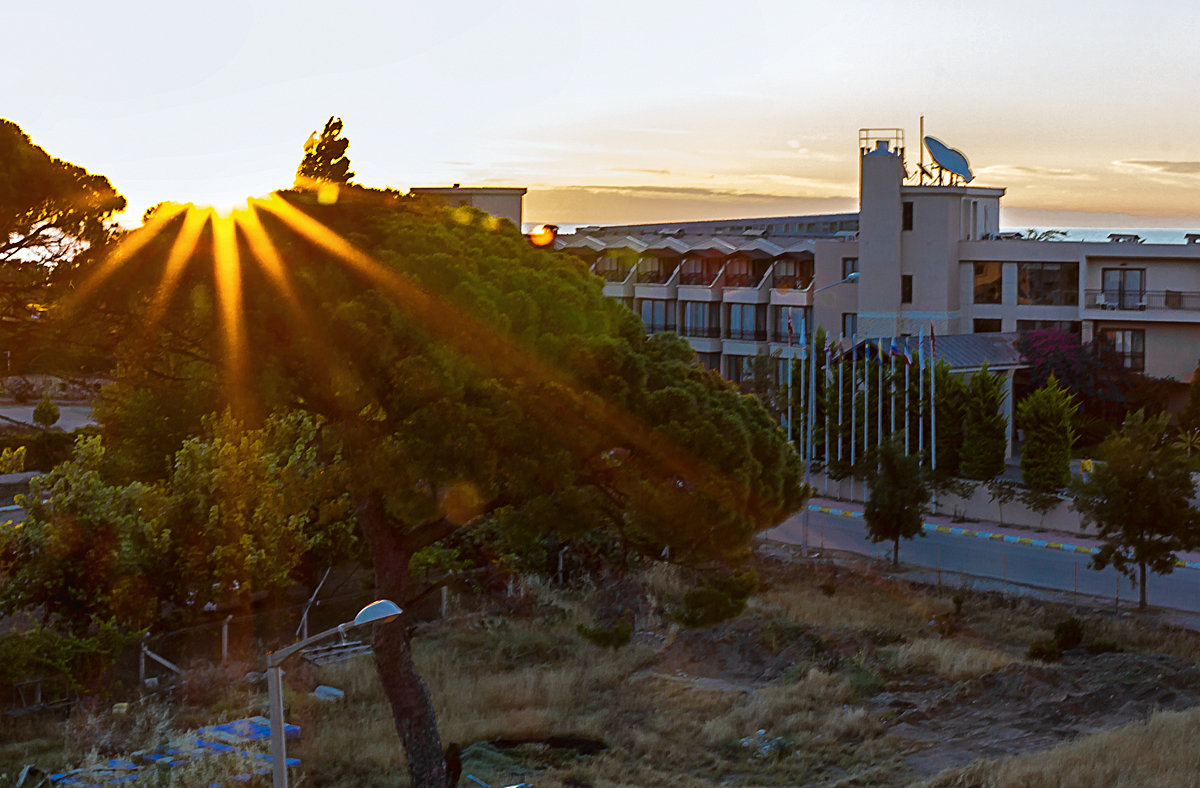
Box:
[919, 706, 1200, 788]
[890, 638, 1019, 681]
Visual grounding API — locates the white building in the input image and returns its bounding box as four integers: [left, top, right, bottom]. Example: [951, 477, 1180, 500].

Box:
[557, 128, 1200, 386]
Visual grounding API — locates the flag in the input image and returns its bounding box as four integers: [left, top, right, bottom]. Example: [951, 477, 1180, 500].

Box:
[889, 336, 900, 359]
[930, 320, 937, 360]
[877, 337, 886, 362]
[917, 327, 926, 369]
[902, 338, 913, 367]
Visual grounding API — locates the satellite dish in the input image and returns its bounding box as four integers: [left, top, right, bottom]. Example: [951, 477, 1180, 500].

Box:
[923, 136, 973, 183]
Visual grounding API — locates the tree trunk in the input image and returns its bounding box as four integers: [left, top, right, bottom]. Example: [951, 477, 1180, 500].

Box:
[1139, 561, 1148, 611]
[355, 490, 450, 787]
[892, 537, 899, 568]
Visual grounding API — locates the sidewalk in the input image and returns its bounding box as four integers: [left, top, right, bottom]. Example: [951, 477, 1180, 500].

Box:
[806, 493, 1200, 569]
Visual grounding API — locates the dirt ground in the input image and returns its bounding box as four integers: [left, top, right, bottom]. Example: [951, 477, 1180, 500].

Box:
[650, 548, 1200, 784]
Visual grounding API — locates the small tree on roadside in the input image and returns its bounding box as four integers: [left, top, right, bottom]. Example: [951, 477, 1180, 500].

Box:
[1019, 374, 1078, 491]
[865, 439, 930, 567]
[1070, 410, 1200, 610]
[32, 391, 59, 429]
[960, 362, 1008, 482]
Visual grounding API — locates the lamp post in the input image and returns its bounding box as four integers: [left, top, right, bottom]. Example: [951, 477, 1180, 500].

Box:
[803, 271, 859, 556]
[267, 599, 403, 788]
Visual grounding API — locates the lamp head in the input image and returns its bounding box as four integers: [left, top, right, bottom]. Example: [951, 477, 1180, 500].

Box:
[353, 599, 402, 627]
[843, 271, 860, 282]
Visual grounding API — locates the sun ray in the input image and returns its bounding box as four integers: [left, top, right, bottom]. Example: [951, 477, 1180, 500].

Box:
[252, 193, 771, 525]
[60, 201, 188, 316]
[236, 204, 365, 407]
[211, 212, 250, 418]
[142, 207, 210, 336]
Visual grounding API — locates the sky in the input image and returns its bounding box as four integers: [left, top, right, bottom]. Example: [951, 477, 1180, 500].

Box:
[6, 0, 1200, 231]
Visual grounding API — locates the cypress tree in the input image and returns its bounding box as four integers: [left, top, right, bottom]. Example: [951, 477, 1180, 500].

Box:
[1018, 374, 1078, 491]
[960, 362, 1008, 481]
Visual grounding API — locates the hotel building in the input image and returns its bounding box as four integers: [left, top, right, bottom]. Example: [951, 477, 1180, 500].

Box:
[556, 129, 1200, 388]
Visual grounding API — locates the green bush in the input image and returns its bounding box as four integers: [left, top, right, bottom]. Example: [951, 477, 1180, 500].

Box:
[1052, 618, 1084, 650]
[576, 617, 632, 650]
[33, 392, 60, 429]
[1027, 638, 1063, 663]
[1086, 637, 1121, 655]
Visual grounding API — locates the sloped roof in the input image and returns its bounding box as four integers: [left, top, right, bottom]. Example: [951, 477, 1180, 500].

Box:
[855, 332, 1025, 372]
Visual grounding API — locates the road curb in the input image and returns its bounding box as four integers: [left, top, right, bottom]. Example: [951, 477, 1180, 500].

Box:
[806, 504, 1200, 570]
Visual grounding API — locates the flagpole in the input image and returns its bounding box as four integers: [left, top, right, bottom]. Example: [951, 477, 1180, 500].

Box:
[823, 339, 830, 496]
[904, 356, 910, 456]
[890, 349, 897, 436]
[837, 335, 844, 495]
[850, 333, 857, 502]
[805, 325, 817, 557]
[930, 321, 938, 510]
[918, 331, 925, 463]
[877, 339, 883, 467]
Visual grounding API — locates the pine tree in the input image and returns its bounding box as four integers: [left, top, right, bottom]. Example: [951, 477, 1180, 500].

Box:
[1018, 374, 1078, 491]
[960, 362, 1008, 481]
[864, 438, 930, 566]
[296, 116, 355, 185]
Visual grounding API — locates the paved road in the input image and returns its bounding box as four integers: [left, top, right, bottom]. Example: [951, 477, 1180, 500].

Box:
[767, 506, 1200, 618]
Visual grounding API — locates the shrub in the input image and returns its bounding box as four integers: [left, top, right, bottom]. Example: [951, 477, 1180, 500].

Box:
[1053, 618, 1084, 650]
[33, 392, 59, 429]
[576, 617, 632, 650]
[1027, 638, 1063, 663]
[1087, 637, 1122, 655]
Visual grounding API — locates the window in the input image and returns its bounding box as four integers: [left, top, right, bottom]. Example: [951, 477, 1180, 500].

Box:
[727, 304, 766, 341]
[1017, 263, 1079, 305]
[901, 275, 913, 304]
[775, 306, 809, 342]
[973, 262, 1002, 304]
[842, 257, 859, 279]
[639, 299, 673, 333]
[1017, 320, 1081, 337]
[773, 257, 813, 289]
[902, 201, 914, 231]
[842, 313, 858, 338]
[696, 352, 721, 371]
[1097, 328, 1145, 372]
[681, 301, 720, 338]
[973, 318, 1002, 333]
[1101, 268, 1145, 310]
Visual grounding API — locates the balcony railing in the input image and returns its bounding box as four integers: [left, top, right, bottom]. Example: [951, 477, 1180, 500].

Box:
[680, 326, 721, 339]
[771, 274, 813, 290]
[637, 270, 672, 284]
[1085, 289, 1200, 311]
[643, 323, 676, 334]
[724, 273, 759, 288]
[726, 328, 767, 341]
[596, 268, 629, 282]
[679, 272, 717, 285]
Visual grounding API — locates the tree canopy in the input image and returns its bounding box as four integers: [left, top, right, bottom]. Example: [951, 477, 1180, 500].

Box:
[960, 363, 1008, 482]
[0, 118, 125, 277]
[1070, 410, 1199, 610]
[296, 116, 354, 185]
[55, 187, 806, 785]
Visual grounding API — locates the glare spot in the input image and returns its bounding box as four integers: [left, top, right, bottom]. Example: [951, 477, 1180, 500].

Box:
[317, 183, 340, 205]
[451, 206, 475, 226]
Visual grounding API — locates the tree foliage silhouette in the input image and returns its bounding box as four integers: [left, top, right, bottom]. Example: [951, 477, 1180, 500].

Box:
[864, 438, 929, 567]
[54, 188, 806, 785]
[1071, 410, 1200, 610]
[296, 116, 355, 185]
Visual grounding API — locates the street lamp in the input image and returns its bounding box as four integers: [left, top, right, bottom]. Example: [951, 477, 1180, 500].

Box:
[803, 271, 859, 556]
[266, 599, 403, 788]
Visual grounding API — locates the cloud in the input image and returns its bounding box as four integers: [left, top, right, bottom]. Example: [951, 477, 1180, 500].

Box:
[977, 164, 1082, 178]
[1114, 160, 1200, 175]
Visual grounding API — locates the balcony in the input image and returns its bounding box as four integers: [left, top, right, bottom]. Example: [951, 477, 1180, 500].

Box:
[637, 270, 672, 284]
[679, 271, 717, 286]
[726, 328, 767, 341]
[681, 325, 721, 339]
[771, 274, 813, 290]
[596, 268, 630, 282]
[724, 273, 759, 288]
[643, 323, 676, 334]
[1085, 289, 1200, 311]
